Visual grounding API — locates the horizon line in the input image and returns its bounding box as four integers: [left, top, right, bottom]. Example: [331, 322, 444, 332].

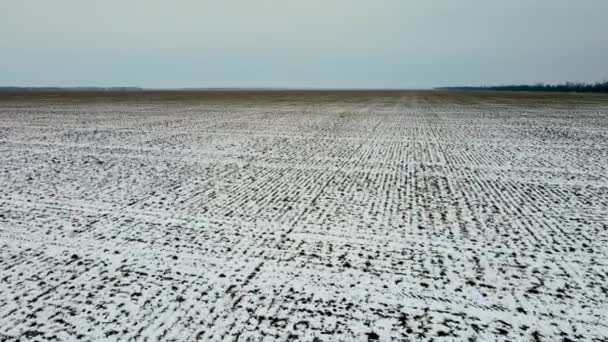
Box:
[0, 86, 433, 92]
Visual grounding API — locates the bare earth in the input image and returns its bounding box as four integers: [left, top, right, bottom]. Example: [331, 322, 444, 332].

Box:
[1, 91, 607, 341]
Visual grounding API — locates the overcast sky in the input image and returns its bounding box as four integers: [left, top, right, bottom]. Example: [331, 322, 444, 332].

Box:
[1, 0, 607, 88]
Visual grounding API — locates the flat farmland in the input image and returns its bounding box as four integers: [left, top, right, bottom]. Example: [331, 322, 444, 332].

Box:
[1, 90, 607, 341]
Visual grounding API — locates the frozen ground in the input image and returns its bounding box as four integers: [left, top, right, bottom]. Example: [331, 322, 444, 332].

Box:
[0, 90, 607, 341]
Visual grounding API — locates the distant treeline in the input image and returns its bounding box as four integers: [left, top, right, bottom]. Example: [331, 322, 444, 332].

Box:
[0, 87, 143, 92]
[437, 81, 608, 93]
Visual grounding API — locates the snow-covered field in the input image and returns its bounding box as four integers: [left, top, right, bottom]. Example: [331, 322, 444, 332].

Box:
[1, 91, 607, 341]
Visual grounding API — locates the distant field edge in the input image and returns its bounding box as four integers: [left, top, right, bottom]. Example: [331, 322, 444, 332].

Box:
[436, 81, 608, 94]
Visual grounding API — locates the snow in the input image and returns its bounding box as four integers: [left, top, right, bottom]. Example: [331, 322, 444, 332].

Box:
[1, 91, 607, 341]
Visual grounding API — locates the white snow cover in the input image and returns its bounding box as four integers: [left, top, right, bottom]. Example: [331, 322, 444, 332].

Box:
[0, 91, 607, 341]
